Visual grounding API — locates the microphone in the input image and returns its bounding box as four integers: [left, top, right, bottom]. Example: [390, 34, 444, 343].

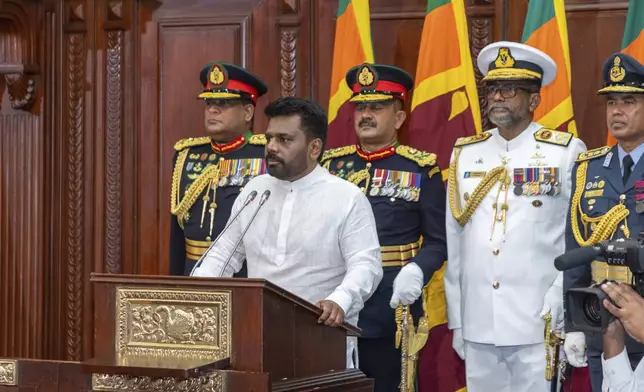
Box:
[554, 244, 604, 271]
[189, 190, 258, 276]
[218, 190, 271, 277]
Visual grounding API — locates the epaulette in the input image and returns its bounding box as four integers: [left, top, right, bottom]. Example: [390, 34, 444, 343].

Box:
[576, 146, 611, 162]
[396, 145, 437, 167]
[454, 132, 491, 147]
[173, 136, 210, 151]
[534, 128, 572, 147]
[321, 145, 357, 163]
[248, 133, 266, 145]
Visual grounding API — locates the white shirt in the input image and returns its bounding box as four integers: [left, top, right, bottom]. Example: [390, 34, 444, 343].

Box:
[602, 348, 644, 391]
[444, 122, 586, 345]
[193, 164, 383, 328]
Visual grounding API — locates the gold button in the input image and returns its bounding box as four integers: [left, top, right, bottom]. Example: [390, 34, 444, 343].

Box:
[493, 248, 499, 255]
[589, 206, 594, 211]
[464, 192, 470, 201]
[366, 162, 372, 168]
[620, 194, 626, 201]
[532, 200, 542, 207]
[492, 281, 500, 289]
[206, 236, 212, 241]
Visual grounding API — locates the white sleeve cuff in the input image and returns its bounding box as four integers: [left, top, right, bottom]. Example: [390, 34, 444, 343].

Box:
[325, 289, 354, 317]
[602, 348, 634, 388]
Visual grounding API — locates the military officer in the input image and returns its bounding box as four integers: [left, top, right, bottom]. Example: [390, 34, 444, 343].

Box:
[563, 53, 644, 392]
[444, 41, 586, 392]
[169, 62, 267, 277]
[321, 63, 447, 392]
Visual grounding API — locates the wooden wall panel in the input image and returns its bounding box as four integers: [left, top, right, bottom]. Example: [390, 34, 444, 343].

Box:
[0, 113, 44, 358]
[566, 1, 628, 149]
[0, 0, 44, 359]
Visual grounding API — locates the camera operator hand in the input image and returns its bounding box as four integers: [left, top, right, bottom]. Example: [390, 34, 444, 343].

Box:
[602, 281, 644, 343]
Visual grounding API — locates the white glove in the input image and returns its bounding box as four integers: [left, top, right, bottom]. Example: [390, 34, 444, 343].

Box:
[452, 328, 465, 360]
[563, 331, 588, 367]
[540, 283, 564, 331]
[389, 263, 424, 308]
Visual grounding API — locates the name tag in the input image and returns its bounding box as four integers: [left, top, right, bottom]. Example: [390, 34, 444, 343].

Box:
[464, 171, 486, 178]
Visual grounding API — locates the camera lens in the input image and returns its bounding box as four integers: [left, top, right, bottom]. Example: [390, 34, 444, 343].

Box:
[583, 295, 602, 326]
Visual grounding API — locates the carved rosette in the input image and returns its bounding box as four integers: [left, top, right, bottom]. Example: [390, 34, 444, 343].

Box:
[116, 288, 231, 361]
[0, 360, 17, 386]
[92, 372, 225, 392]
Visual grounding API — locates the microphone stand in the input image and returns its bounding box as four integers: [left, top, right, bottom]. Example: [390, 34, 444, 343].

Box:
[189, 190, 258, 276]
[218, 190, 271, 277]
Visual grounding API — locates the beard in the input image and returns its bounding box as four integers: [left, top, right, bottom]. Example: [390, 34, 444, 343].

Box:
[266, 150, 309, 181]
[488, 107, 521, 127]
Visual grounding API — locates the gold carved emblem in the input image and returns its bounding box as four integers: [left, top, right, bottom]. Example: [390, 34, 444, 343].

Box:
[494, 47, 515, 69]
[92, 372, 225, 392]
[610, 56, 626, 82]
[0, 360, 17, 386]
[116, 288, 231, 361]
[358, 65, 375, 87]
[209, 65, 225, 86]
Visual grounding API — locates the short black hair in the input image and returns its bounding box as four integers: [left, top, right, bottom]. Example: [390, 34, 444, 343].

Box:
[264, 97, 327, 147]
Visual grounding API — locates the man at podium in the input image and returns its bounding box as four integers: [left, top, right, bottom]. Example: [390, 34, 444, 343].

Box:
[192, 97, 384, 368]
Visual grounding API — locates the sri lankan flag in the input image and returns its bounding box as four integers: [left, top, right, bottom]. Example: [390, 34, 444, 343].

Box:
[607, 0, 644, 146]
[410, 2, 474, 391]
[326, 0, 374, 148]
[521, 0, 576, 136]
[407, 0, 481, 180]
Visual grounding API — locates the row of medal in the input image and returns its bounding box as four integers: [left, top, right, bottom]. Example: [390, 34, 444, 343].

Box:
[512, 167, 561, 196]
[369, 184, 420, 201]
[369, 168, 421, 202]
[218, 158, 266, 188]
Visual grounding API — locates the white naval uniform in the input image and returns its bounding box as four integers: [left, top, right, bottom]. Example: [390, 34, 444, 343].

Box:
[444, 122, 586, 392]
[193, 164, 384, 368]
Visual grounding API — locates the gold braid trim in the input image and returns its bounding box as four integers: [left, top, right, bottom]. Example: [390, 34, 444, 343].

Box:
[170, 158, 221, 223]
[348, 169, 370, 194]
[448, 147, 510, 226]
[570, 161, 630, 246]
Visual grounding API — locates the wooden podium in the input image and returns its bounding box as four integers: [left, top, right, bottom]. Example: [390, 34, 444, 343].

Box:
[82, 273, 374, 391]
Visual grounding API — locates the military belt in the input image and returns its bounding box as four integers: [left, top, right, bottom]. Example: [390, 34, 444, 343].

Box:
[185, 238, 212, 261]
[381, 240, 421, 267]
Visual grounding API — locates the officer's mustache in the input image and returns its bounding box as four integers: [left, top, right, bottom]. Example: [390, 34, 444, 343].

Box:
[265, 153, 284, 164]
[359, 119, 377, 128]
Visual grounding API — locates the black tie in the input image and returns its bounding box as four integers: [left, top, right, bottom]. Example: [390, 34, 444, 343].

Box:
[623, 154, 634, 185]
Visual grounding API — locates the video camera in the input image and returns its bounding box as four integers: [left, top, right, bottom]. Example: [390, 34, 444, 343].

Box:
[554, 237, 644, 333]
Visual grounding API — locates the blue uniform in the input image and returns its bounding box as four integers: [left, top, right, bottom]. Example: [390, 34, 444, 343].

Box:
[321, 144, 447, 336]
[169, 132, 266, 276]
[564, 145, 644, 391]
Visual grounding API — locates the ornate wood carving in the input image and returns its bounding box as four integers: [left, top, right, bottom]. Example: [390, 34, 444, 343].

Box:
[66, 32, 85, 361]
[0, 0, 38, 110]
[63, 0, 87, 361]
[470, 18, 492, 130]
[105, 30, 123, 274]
[280, 28, 297, 97]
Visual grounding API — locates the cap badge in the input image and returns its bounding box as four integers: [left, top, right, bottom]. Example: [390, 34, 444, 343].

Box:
[610, 56, 626, 82]
[494, 47, 515, 69]
[357, 65, 375, 88]
[209, 64, 226, 86]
